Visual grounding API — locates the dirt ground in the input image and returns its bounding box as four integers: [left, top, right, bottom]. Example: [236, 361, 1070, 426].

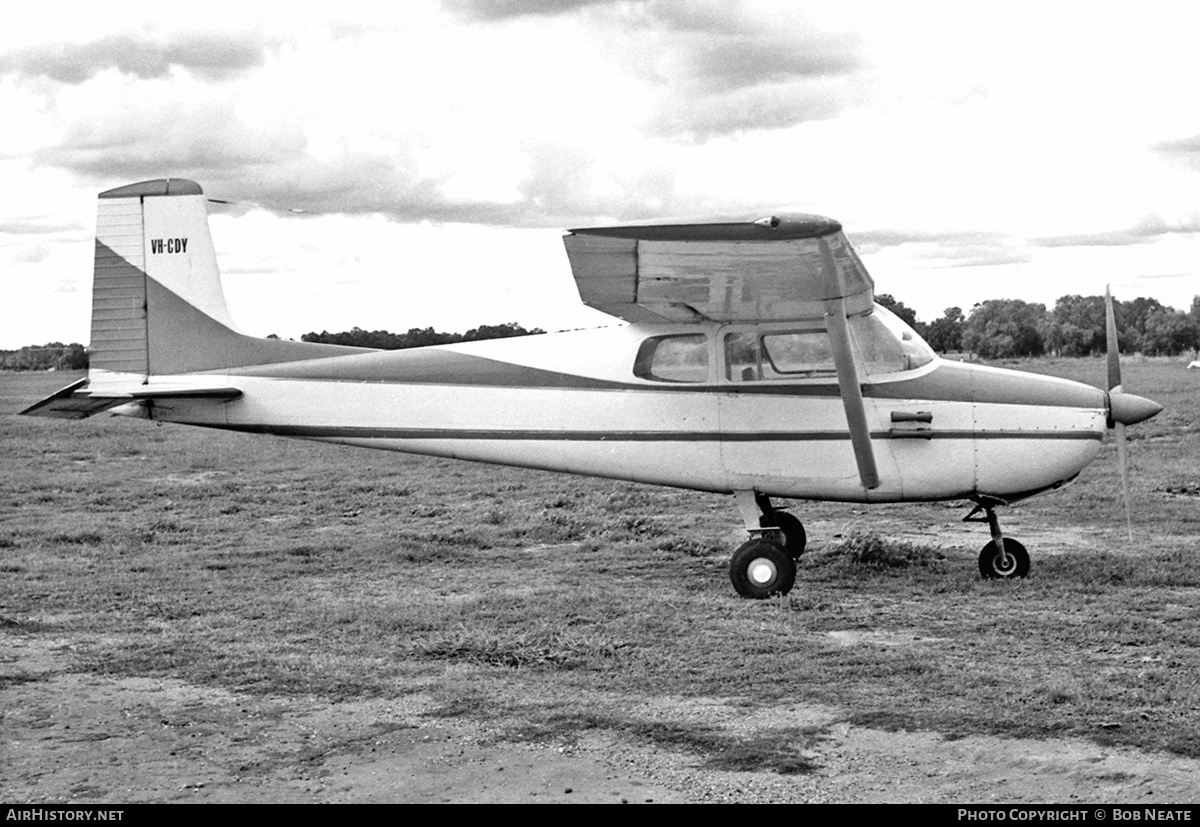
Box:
[4, 631, 1199, 805]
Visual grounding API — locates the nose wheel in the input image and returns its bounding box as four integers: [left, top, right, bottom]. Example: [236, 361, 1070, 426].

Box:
[965, 500, 1030, 580]
[978, 538, 1029, 579]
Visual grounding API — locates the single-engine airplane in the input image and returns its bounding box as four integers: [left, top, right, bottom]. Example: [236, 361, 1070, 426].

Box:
[22, 179, 1164, 598]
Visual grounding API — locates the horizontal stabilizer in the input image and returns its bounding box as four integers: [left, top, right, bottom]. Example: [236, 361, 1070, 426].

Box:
[18, 379, 100, 419]
[20, 379, 242, 420]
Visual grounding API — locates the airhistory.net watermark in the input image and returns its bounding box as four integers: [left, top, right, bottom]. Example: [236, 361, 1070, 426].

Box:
[5, 811, 123, 821]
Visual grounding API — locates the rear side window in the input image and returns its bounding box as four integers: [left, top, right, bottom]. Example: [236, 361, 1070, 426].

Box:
[634, 334, 709, 383]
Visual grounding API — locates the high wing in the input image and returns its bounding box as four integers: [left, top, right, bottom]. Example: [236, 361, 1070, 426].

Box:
[563, 213, 874, 323]
[565, 212, 881, 488]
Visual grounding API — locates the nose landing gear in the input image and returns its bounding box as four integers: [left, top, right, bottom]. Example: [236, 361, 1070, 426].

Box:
[965, 499, 1030, 579]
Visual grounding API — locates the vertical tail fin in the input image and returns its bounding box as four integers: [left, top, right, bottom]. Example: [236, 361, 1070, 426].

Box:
[93, 178, 234, 376]
[90, 179, 360, 378]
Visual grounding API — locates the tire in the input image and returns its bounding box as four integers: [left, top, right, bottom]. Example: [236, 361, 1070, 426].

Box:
[729, 539, 796, 599]
[761, 510, 807, 558]
[978, 539, 1030, 579]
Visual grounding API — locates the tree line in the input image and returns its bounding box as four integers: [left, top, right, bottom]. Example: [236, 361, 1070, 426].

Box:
[880, 293, 1200, 358]
[0, 323, 545, 372]
[6, 296, 1199, 371]
[298, 321, 545, 349]
[0, 343, 88, 372]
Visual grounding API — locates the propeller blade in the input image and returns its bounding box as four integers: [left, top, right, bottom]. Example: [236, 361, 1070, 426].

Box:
[1106, 286, 1130, 538]
[1115, 420, 1133, 541]
[1105, 286, 1121, 392]
[1104, 286, 1154, 541]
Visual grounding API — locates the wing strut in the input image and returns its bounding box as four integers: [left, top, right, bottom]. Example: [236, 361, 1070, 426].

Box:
[820, 240, 879, 490]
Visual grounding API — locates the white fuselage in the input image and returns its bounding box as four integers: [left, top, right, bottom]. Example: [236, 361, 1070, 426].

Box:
[109, 322, 1108, 505]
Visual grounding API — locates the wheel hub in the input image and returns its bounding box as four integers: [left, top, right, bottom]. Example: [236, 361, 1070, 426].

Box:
[748, 558, 778, 586]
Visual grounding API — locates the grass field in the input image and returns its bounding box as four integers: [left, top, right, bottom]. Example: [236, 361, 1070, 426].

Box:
[2, 359, 1199, 776]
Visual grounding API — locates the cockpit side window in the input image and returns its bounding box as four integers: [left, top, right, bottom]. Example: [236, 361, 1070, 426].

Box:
[634, 334, 710, 383]
[722, 308, 934, 382]
[725, 329, 836, 381]
[762, 331, 836, 377]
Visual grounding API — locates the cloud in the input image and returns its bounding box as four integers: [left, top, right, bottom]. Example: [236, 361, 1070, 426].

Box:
[654, 31, 861, 94]
[848, 227, 1030, 269]
[32, 85, 306, 180]
[0, 30, 270, 84]
[636, 7, 865, 140]
[15, 16, 685, 228]
[6, 244, 51, 264]
[648, 76, 851, 141]
[515, 141, 685, 224]
[246, 160, 539, 226]
[444, 0, 613, 20]
[447, 0, 864, 141]
[1031, 230, 1143, 249]
[25, 53, 692, 230]
[849, 227, 1012, 251]
[1154, 132, 1200, 167]
[1031, 214, 1200, 248]
[636, 1, 863, 84]
[919, 246, 1032, 269]
[36, 101, 598, 227]
[9, 8, 857, 228]
[0, 217, 81, 236]
[47, 141, 536, 227]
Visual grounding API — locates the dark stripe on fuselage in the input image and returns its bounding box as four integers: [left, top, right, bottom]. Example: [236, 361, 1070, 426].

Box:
[222, 346, 643, 391]
[220, 343, 1106, 409]
[208, 424, 1102, 442]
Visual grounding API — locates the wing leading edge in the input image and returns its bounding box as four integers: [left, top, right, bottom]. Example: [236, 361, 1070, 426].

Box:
[564, 213, 874, 324]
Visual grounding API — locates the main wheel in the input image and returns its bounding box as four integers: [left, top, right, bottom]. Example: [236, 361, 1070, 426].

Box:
[978, 539, 1030, 579]
[730, 539, 796, 599]
[760, 511, 807, 558]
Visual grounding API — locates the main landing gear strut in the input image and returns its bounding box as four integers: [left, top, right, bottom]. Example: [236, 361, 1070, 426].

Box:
[725, 493, 1030, 599]
[728, 492, 808, 599]
[965, 498, 1030, 579]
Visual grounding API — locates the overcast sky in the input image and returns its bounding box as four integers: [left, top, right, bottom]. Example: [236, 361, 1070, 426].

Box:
[3, 1, 1198, 349]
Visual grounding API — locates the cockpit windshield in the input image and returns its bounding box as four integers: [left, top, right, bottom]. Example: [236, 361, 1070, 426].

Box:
[848, 305, 935, 376]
